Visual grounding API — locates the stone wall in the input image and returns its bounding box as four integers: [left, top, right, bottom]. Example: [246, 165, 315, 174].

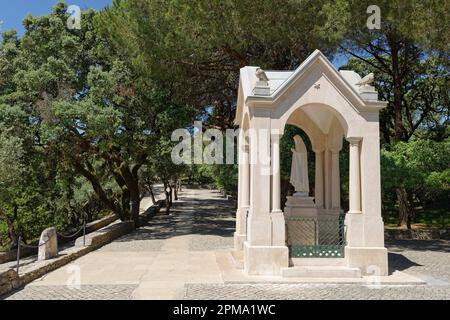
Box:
[0, 214, 118, 264]
[58, 214, 117, 242]
[138, 200, 165, 227]
[0, 270, 21, 296]
[0, 247, 36, 266]
[75, 221, 135, 247]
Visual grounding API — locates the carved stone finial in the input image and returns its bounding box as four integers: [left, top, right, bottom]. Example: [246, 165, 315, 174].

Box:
[255, 67, 269, 82]
[253, 67, 270, 95]
[356, 72, 377, 100]
[356, 72, 374, 86]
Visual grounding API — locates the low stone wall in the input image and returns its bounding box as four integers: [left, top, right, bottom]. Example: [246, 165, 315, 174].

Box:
[183, 184, 215, 190]
[74, 221, 135, 247]
[0, 202, 163, 298]
[0, 214, 118, 264]
[58, 214, 117, 242]
[385, 228, 450, 240]
[0, 246, 36, 266]
[0, 269, 21, 296]
[138, 200, 165, 227]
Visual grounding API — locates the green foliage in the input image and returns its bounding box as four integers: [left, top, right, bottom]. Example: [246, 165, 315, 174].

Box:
[96, 0, 340, 129]
[0, 2, 195, 248]
[381, 138, 450, 224]
[319, 0, 449, 55]
[342, 56, 449, 144]
[381, 138, 450, 199]
[184, 165, 215, 186]
[0, 0, 448, 247]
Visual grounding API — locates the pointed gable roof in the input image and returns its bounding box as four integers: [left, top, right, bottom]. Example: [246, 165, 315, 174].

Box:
[235, 49, 386, 125]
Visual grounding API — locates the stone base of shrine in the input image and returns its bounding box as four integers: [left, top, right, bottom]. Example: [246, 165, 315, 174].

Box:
[345, 246, 388, 276]
[233, 232, 246, 251]
[243, 242, 289, 276]
[284, 196, 317, 217]
[281, 265, 362, 278]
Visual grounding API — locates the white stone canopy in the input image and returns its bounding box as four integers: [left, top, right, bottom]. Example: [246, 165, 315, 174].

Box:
[233, 50, 389, 278]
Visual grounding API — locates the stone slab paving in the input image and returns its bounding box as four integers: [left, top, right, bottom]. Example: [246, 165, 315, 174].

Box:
[386, 240, 450, 283]
[189, 235, 234, 251]
[5, 284, 137, 300]
[3, 188, 449, 300]
[184, 282, 450, 300]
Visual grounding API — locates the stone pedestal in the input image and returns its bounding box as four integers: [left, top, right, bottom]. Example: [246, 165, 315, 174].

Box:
[345, 247, 388, 276]
[38, 227, 58, 261]
[358, 85, 378, 101]
[284, 195, 318, 217]
[243, 242, 289, 275]
[252, 81, 270, 96]
[234, 206, 249, 251]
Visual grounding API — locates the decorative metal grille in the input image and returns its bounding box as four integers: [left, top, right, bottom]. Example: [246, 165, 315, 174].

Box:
[286, 214, 346, 258]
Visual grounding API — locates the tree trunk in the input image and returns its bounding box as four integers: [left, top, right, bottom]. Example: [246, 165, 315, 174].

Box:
[396, 187, 412, 229]
[0, 207, 17, 249]
[120, 186, 131, 220]
[173, 182, 178, 200]
[164, 181, 171, 214]
[168, 184, 173, 205]
[148, 185, 156, 204]
[118, 164, 141, 228]
[73, 159, 124, 219]
[388, 33, 406, 142]
[130, 191, 140, 227]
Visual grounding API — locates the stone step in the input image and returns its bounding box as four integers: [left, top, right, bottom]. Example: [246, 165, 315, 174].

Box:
[281, 266, 362, 278]
[290, 258, 346, 267]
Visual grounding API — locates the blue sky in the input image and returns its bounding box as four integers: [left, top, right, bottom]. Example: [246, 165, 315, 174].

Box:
[0, 0, 112, 35]
[0, 0, 348, 68]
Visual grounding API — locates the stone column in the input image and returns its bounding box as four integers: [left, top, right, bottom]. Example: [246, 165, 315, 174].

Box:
[331, 150, 341, 210]
[313, 149, 324, 209]
[271, 132, 282, 213]
[246, 117, 272, 246]
[271, 132, 285, 246]
[348, 138, 361, 213]
[234, 135, 250, 251]
[241, 145, 250, 208]
[324, 147, 331, 209]
[346, 134, 388, 276]
[345, 137, 363, 249]
[236, 131, 243, 209]
[244, 114, 288, 276]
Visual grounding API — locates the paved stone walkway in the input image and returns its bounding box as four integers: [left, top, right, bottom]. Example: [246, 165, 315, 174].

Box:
[185, 239, 450, 300]
[3, 188, 449, 300]
[185, 282, 450, 300]
[4, 188, 235, 300]
[4, 285, 137, 300]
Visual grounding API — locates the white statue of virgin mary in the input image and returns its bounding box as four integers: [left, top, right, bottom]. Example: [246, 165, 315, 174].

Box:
[290, 135, 309, 196]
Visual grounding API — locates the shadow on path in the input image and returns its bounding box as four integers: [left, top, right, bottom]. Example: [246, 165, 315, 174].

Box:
[113, 190, 236, 242]
[387, 240, 450, 252]
[388, 252, 422, 274]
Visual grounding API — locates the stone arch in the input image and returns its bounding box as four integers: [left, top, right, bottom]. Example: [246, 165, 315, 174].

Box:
[241, 111, 250, 131]
[279, 103, 349, 139]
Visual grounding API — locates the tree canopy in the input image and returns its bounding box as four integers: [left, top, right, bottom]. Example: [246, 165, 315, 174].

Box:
[0, 1, 448, 248]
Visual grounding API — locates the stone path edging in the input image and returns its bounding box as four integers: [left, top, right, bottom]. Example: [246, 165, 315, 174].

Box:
[0, 214, 118, 265]
[0, 201, 164, 297]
